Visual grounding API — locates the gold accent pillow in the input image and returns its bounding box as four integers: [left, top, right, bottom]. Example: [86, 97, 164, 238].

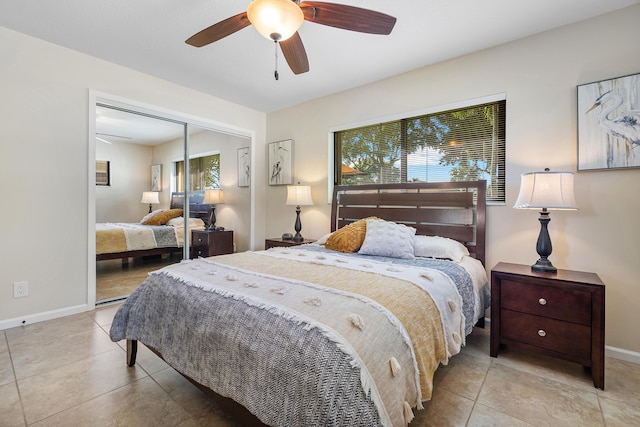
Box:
[325, 217, 378, 253]
[142, 209, 184, 226]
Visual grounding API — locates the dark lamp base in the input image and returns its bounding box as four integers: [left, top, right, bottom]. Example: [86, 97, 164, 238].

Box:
[292, 205, 304, 243]
[531, 258, 557, 273]
[532, 210, 557, 274]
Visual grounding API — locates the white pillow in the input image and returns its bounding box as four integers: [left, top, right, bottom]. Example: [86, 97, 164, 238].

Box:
[140, 209, 163, 224]
[166, 217, 206, 228]
[413, 235, 469, 262]
[316, 232, 332, 245]
[358, 219, 416, 259]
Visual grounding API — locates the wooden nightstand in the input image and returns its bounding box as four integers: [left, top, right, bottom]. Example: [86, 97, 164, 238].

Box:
[265, 238, 316, 249]
[191, 230, 234, 258]
[490, 262, 605, 389]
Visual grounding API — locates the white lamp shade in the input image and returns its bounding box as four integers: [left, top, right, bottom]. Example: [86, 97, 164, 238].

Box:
[286, 185, 313, 206]
[514, 170, 577, 210]
[141, 191, 159, 204]
[203, 189, 225, 205]
[247, 0, 304, 41]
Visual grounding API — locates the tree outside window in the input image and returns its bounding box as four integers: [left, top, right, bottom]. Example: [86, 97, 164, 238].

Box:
[335, 100, 505, 203]
[174, 153, 221, 191]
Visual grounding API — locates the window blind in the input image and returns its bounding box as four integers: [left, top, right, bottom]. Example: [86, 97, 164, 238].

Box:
[335, 100, 506, 203]
[174, 153, 221, 192]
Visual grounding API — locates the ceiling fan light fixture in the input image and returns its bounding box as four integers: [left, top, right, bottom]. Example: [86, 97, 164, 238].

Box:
[247, 0, 304, 42]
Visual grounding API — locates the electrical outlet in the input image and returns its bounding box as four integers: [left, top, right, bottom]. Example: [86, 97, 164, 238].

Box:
[14, 281, 28, 298]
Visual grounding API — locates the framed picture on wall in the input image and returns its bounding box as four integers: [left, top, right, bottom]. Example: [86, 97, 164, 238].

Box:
[237, 147, 250, 187]
[268, 139, 293, 185]
[96, 160, 110, 186]
[577, 72, 640, 171]
[151, 164, 162, 191]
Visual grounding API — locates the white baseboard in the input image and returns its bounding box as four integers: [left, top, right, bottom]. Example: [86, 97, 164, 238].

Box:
[606, 345, 640, 365]
[0, 304, 91, 331]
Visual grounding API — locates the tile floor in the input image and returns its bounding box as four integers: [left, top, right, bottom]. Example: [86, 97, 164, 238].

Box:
[96, 255, 178, 303]
[2, 305, 639, 426]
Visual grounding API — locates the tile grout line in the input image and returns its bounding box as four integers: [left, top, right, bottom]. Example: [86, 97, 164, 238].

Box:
[463, 356, 492, 426]
[4, 330, 29, 427]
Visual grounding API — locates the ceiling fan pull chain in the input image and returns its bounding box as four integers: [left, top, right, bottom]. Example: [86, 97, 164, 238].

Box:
[274, 40, 279, 80]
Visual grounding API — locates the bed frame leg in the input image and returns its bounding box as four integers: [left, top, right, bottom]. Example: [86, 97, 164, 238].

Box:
[126, 340, 138, 367]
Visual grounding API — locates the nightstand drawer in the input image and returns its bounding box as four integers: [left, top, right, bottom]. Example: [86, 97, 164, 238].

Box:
[192, 246, 208, 258]
[191, 230, 233, 258]
[502, 309, 591, 359]
[501, 279, 591, 325]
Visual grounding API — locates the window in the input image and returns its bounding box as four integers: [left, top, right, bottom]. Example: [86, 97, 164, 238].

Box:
[335, 100, 506, 203]
[174, 153, 220, 191]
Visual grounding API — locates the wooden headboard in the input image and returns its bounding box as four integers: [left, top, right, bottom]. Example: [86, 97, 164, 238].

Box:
[170, 191, 213, 227]
[331, 181, 486, 266]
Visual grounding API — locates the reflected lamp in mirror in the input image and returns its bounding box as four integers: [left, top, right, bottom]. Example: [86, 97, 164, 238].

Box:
[203, 189, 225, 230]
[513, 168, 577, 273]
[141, 191, 160, 213]
[286, 184, 313, 242]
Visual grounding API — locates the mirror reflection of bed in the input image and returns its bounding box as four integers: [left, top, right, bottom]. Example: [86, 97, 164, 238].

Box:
[96, 191, 212, 303]
[95, 105, 251, 304]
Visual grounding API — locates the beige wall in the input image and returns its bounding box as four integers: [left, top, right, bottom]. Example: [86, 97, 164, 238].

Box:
[95, 140, 154, 223]
[0, 26, 266, 325]
[265, 5, 640, 354]
[152, 130, 252, 252]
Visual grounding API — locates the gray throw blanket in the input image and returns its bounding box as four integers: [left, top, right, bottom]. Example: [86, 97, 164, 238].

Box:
[111, 273, 383, 426]
[148, 225, 179, 247]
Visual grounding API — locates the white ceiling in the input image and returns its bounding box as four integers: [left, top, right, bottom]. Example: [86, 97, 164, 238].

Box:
[1, 0, 638, 113]
[95, 106, 186, 146]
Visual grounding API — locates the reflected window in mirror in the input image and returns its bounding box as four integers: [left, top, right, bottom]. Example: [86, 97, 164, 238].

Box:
[174, 153, 220, 191]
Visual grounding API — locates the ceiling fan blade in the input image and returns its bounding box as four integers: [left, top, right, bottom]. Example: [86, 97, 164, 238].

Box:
[186, 12, 251, 47]
[300, 2, 396, 35]
[96, 132, 132, 140]
[280, 32, 309, 75]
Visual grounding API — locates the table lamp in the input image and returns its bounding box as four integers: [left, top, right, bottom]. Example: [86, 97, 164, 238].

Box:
[513, 168, 577, 273]
[286, 184, 313, 242]
[141, 191, 159, 213]
[203, 189, 225, 230]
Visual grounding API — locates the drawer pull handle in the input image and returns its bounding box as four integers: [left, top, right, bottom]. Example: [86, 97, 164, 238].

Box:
[538, 298, 547, 306]
[538, 329, 546, 337]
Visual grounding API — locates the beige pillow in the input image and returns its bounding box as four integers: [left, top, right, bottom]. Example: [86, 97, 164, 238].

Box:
[142, 209, 183, 226]
[325, 217, 378, 253]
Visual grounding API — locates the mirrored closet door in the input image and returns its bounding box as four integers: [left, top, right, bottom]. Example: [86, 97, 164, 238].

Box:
[93, 103, 250, 304]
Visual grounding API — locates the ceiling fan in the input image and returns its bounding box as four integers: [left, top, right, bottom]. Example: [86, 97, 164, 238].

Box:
[185, 0, 396, 78]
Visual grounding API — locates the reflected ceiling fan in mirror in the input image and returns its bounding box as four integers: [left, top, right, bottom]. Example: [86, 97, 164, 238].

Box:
[185, 0, 396, 79]
[95, 132, 133, 144]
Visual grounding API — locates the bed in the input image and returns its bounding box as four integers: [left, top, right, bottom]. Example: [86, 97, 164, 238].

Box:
[96, 191, 212, 262]
[110, 181, 489, 426]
